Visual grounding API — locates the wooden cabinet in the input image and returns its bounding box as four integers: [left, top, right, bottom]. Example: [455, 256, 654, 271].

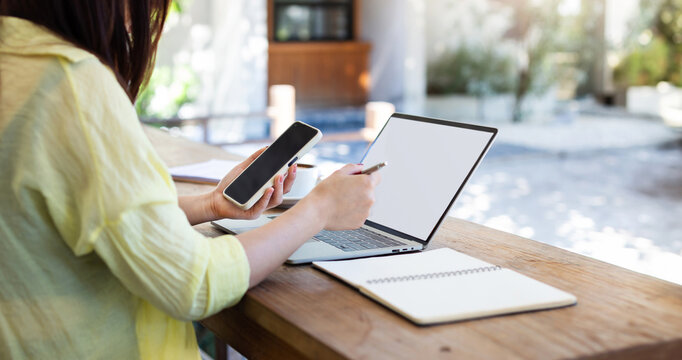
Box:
[267, 0, 370, 107]
[268, 42, 370, 107]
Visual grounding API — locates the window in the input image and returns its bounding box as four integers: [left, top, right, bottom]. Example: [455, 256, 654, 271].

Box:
[273, 0, 354, 42]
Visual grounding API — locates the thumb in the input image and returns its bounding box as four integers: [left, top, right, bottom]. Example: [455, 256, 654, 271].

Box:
[336, 163, 364, 175]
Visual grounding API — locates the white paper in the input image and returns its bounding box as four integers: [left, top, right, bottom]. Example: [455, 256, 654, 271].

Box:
[169, 159, 240, 184]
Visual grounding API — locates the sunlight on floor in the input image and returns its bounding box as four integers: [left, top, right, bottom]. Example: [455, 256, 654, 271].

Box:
[453, 180, 682, 285]
[557, 212, 682, 285]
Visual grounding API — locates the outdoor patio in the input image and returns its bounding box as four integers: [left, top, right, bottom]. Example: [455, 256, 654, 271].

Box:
[136, 1, 682, 358]
[144, 0, 682, 287]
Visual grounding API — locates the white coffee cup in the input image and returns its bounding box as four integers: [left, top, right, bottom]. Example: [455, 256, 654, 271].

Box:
[286, 163, 319, 199]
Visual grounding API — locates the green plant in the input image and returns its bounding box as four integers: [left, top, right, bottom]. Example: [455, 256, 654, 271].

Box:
[135, 0, 199, 119]
[427, 45, 516, 96]
[170, 0, 191, 13]
[556, 0, 608, 96]
[654, 0, 682, 85]
[616, 0, 682, 87]
[135, 65, 199, 119]
[614, 35, 670, 86]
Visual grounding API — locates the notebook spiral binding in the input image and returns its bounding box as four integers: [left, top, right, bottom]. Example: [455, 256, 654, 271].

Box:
[366, 265, 503, 285]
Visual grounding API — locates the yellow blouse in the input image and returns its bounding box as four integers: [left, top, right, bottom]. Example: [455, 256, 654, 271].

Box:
[0, 17, 249, 359]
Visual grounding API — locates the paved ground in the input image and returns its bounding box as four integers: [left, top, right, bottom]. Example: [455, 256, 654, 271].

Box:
[453, 135, 682, 285]
[459, 115, 682, 285]
[219, 111, 682, 285]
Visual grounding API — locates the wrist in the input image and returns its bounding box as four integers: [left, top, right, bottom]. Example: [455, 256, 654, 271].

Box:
[297, 189, 332, 230]
[205, 190, 221, 222]
[178, 192, 215, 225]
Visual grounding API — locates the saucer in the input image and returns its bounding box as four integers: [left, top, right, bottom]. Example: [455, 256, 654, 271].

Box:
[279, 195, 304, 208]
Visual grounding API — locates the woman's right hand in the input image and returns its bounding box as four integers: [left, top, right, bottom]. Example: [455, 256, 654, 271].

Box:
[236, 163, 380, 287]
[306, 164, 381, 230]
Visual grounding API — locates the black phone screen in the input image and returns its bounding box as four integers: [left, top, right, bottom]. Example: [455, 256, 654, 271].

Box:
[224, 122, 319, 204]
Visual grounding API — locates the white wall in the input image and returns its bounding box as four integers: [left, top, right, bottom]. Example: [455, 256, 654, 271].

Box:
[361, 0, 426, 112]
[207, 0, 268, 114]
[155, 0, 268, 116]
[155, 1, 210, 67]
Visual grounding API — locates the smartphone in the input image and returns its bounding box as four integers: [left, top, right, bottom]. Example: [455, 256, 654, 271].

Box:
[223, 121, 322, 209]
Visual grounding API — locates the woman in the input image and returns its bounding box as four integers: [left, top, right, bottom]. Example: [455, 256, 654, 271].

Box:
[0, 0, 379, 358]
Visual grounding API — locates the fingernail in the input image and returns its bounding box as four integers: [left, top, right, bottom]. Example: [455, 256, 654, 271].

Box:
[279, 175, 284, 184]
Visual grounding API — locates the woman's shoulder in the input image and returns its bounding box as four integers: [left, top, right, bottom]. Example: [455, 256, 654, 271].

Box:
[1, 16, 134, 122]
[66, 56, 132, 108]
[0, 16, 95, 64]
[0, 16, 130, 105]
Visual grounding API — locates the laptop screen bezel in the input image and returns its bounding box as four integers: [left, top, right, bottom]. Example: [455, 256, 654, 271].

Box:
[360, 113, 498, 246]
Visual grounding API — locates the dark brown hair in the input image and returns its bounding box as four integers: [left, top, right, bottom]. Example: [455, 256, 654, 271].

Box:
[0, 0, 171, 101]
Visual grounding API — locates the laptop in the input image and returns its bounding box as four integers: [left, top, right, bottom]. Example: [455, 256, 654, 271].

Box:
[212, 113, 497, 264]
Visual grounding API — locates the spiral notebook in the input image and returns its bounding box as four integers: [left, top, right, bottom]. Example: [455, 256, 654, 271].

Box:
[313, 248, 577, 325]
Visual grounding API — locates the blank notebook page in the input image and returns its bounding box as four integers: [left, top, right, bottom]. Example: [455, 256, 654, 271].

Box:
[314, 248, 577, 325]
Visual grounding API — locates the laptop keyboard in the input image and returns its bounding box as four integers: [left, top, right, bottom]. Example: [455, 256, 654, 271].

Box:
[314, 227, 406, 252]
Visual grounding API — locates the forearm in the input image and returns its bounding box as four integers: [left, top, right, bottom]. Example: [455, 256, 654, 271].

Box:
[93, 203, 250, 321]
[236, 193, 329, 287]
[178, 193, 214, 225]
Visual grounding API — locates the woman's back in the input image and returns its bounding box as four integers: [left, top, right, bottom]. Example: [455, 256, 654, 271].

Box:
[0, 3, 380, 358]
[0, 17, 143, 358]
[0, 17, 220, 359]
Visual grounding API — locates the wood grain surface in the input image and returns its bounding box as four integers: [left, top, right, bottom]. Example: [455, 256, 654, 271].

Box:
[145, 126, 682, 360]
[268, 42, 371, 107]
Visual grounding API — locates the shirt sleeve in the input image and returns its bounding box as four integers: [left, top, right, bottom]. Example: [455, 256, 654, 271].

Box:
[33, 56, 250, 321]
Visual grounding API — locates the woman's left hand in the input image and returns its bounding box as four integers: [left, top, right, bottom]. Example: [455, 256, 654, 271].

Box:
[209, 147, 297, 220]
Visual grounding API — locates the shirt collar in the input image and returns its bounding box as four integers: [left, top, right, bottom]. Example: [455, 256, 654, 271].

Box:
[0, 16, 94, 63]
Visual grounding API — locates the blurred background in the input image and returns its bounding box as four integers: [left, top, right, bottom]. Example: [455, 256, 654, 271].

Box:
[141, 0, 682, 289]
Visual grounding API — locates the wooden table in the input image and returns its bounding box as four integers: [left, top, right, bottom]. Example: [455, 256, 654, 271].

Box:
[145, 126, 682, 360]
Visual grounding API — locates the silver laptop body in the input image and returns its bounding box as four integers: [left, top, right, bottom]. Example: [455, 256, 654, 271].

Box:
[212, 113, 497, 264]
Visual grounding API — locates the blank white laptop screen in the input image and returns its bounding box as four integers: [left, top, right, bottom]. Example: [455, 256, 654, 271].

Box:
[362, 115, 495, 240]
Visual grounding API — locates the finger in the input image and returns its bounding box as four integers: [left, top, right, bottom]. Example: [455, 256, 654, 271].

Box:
[368, 172, 381, 187]
[336, 163, 364, 175]
[247, 187, 273, 219]
[282, 164, 297, 194]
[268, 174, 284, 208]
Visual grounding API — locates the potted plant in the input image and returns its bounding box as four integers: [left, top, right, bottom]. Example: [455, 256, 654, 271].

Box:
[426, 44, 516, 122]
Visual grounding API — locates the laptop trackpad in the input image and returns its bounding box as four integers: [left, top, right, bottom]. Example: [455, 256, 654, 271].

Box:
[287, 241, 343, 264]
